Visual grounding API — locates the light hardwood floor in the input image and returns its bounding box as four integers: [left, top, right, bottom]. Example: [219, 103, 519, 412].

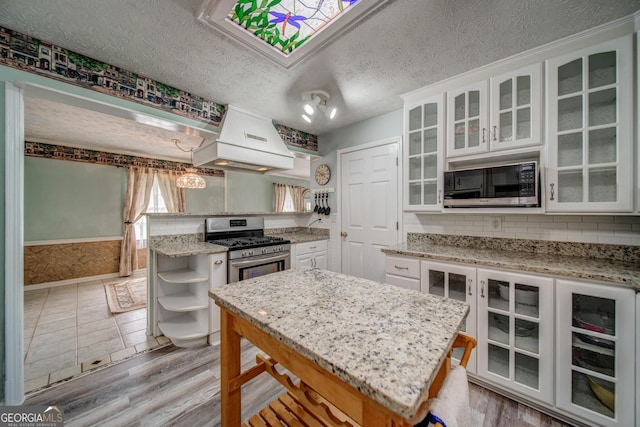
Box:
[25, 342, 574, 427]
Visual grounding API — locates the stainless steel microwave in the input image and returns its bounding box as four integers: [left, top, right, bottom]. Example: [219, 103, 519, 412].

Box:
[443, 161, 539, 207]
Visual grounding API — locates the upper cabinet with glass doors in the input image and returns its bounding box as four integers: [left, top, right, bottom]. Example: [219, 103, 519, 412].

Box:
[404, 94, 445, 211]
[447, 64, 542, 158]
[546, 35, 633, 212]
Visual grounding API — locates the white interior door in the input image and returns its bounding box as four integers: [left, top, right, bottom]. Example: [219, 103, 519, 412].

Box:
[340, 138, 400, 282]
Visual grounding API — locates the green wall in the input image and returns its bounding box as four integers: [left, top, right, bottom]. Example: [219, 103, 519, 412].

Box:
[24, 157, 126, 241]
[184, 176, 225, 214]
[226, 171, 309, 212]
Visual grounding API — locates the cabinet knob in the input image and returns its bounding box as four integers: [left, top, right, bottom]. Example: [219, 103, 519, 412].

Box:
[340, 231, 348, 238]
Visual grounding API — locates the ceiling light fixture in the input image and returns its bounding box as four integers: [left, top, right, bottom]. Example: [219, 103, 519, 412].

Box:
[301, 90, 337, 122]
[173, 138, 206, 189]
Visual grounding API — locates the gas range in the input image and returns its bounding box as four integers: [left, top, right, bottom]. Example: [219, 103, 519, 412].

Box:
[204, 216, 291, 282]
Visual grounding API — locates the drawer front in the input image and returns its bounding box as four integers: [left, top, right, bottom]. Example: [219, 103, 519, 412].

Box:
[295, 240, 328, 256]
[385, 256, 420, 279]
[385, 274, 420, 292]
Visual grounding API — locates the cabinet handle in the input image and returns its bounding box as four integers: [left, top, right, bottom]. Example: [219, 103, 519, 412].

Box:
[437, 190, 442, 204]
[482, 128, 486, 143]
[480, 280, 485, 298]
[214, 259, 224, 265]
[492, 125, 497, 141]
[467, 279, 473, 296]
[394, 265, 409, 270]
[549, 183, 555, 201]
[310, 246, 317, 249]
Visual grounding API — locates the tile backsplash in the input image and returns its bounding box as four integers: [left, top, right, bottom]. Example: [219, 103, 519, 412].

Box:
[403, 213, 640, 246]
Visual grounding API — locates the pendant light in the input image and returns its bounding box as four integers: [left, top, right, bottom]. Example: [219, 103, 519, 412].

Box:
[173, 139, 206, 189]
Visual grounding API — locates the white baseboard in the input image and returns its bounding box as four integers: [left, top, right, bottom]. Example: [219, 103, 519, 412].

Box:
[24, 268, 147, 291]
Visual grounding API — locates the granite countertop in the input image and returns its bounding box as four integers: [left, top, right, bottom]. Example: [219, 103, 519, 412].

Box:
[209, 267, 469, 420]
[383, 241, 640, 291]
[151, 241, 227, 257]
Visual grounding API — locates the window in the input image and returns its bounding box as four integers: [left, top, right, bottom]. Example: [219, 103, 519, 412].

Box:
[134, 177, 167, 247]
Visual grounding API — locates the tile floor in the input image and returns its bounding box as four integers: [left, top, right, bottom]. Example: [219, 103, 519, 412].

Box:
[23, 271, 171, 393]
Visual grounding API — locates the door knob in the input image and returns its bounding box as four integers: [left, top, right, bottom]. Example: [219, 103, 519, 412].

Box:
[340, 231, 348, 237]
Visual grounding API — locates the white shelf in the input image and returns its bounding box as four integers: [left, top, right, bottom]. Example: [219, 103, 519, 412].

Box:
[158, 292, 208, 312]
[158, 312, 208, 341]
[158, 268, 208, 284]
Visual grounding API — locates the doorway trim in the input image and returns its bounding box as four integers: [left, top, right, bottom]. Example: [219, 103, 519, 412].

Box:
[336, 136, 402, 274]
[5, 82, 25, 404]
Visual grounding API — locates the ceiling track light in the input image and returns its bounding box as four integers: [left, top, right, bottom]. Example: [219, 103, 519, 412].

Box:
[301, 89, 338, 122]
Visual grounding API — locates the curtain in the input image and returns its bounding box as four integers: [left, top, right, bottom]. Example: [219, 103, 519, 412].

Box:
[274, 183, 287, 212]
[119, 167, 154, 276]
[290, 185, 304, 212]
[156, 170, 186, 213]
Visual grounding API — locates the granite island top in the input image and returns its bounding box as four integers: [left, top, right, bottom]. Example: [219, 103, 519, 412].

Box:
[209, 267, 469, 419]
[383, 240, 640, 291]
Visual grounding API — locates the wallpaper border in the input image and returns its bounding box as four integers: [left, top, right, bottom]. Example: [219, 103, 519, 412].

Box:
[25, 141, 225, 177]
[0, 26, 319, 151]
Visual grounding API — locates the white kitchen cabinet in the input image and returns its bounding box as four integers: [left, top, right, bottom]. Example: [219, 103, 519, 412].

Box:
[421, 261, 477, 373]
[476, 269, 554, 405]
[546, 35, 633, 212]
[155, 252, 218, 347]
[293, 240, 328, 269]
[555, 279, 636, 427]
[385, 255, 420, 292]
[489, 63, 542, 152]
[447, 81, 488, 157]
[208, 252, 226, 344]
[404, 94, 445, 211]
[447, 64, 542, 158]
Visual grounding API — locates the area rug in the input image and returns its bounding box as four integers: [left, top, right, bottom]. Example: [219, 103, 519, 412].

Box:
[104, 278, 147, 313]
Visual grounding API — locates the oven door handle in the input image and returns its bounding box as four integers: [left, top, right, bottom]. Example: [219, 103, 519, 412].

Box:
[230, 252, 290, 266]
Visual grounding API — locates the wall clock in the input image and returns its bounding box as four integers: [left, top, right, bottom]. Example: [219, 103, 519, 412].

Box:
[314, 164, 331, 186]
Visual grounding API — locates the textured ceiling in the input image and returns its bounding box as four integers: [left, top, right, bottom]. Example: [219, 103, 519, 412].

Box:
[1, 0, 638, 147]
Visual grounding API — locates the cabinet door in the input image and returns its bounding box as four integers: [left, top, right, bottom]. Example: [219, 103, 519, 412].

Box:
[556, 280, 635, 427]
[421, 261, 477, 374]
[490, 63, 542, 151]
[209, 253, 226, 337]
[477, 269, 554, 404]
[296, 253, 313, 268]
[404, 94, 445, 211]
[313, 251, 328, 269]
[546, 35, 633, 212]
[447, 81, 489, 157]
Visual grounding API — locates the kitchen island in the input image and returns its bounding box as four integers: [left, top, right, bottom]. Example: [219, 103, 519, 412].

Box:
[210, 267, 469, 425]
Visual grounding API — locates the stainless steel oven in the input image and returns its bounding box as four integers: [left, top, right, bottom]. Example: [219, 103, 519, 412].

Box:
[204, 216, 290, 283]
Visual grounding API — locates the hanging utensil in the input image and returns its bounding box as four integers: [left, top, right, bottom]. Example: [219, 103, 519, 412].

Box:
[313, 193, 318, 213]
[325, 193, 331, 216]
[318, 193, 325, 215]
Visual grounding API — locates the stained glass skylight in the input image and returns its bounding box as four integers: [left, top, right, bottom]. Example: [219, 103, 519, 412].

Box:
[198, 0, 389, 68]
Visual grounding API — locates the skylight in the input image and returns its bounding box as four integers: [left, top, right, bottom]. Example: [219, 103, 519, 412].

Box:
[198, 0, 389, 68]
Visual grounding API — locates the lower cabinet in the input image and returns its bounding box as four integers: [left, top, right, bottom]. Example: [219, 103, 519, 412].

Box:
[293, 240, 328, 269]
[384, 253, 637, 426]
[421, 261, 477, 373]
[385, 255, 420, 292]
[154, 252, 226, 347]
[555, 279, 635, 427]
[476, 269, 554, 405]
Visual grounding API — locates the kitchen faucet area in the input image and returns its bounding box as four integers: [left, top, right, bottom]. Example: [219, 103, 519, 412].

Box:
[1, 1, 640, 426]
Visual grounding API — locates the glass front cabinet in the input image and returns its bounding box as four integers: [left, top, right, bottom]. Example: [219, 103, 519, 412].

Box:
[545, 35, 633, 212]
[556, 280, 635, 427]
[476, 269, 554, 404]
[421, 261, 477, 374]
[404, 94, 445, 211]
